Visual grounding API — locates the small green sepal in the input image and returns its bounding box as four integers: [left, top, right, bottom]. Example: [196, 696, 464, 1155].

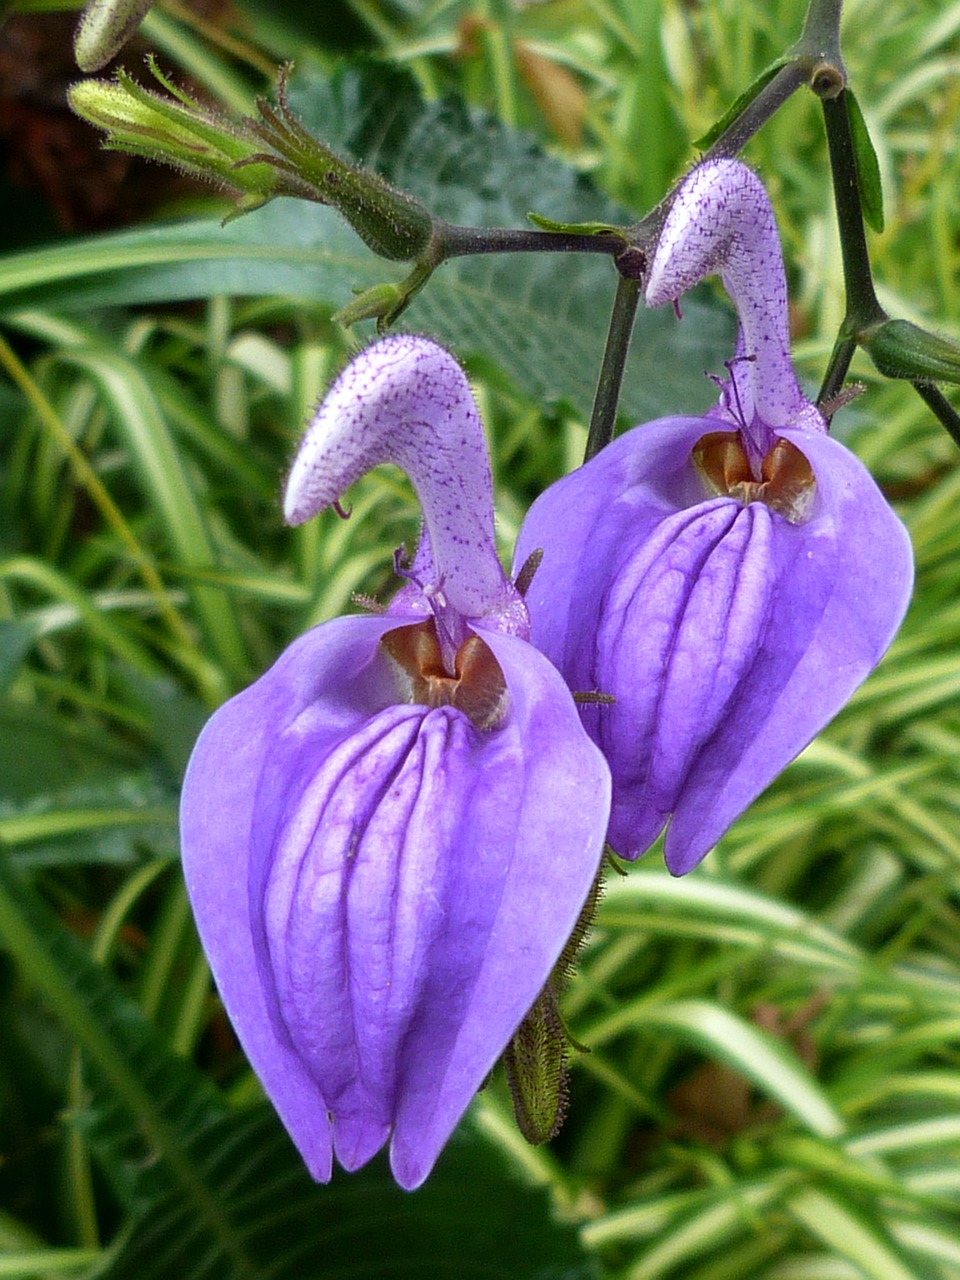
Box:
[527, 212, 624, 239]
[245, 68, 433, 262]
[333, 261, 433, 332]
[502, 862, 604, 1146]
[68, 65, 281, 203]
[863, 318, 960, 386]
[846, 89, 884, 234]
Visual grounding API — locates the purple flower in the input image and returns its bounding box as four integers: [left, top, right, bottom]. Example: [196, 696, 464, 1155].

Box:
[180, 335, 610, 1189]
[514, 159, 913, 876]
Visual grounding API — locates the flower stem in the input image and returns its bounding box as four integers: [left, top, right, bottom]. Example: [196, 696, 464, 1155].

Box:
[437, 224, 624, 260]
[817, 333, 858, 417]
[912, 383, 960, 451]
[583, 277, 641, 463]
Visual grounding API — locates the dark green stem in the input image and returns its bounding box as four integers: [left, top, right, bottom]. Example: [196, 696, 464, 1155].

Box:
[583, 278, 641, 463]
[817, 333, 858, 418]
[436, 223, 624, 261]
[912, 383, 960, 452]
[798, 0, 845, 60]
[709, 62, 809, 161]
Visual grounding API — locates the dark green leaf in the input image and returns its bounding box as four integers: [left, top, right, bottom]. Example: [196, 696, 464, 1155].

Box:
[846, 89, 885, 234]
[0, 701, 139, 803]
[102, 1109, 600, 1280]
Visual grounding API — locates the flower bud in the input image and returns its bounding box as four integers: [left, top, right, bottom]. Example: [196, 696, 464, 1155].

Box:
[70, 63, 436, 261]
[74, 0, 155, 72]
[69, 71, 279, 206]
[862, 317, 960, 386]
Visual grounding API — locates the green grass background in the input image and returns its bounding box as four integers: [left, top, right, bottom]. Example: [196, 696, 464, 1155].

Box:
[1, 1, 959, 1277]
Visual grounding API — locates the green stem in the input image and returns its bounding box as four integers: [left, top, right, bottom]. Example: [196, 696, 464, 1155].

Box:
[708, 61, 809, 161]
[817, 333, 858, 418]
[583, 278, 641, 463]
[912, 383, 960, 452]
[798, 0, 845, 61]
[437, 224, 624, 260]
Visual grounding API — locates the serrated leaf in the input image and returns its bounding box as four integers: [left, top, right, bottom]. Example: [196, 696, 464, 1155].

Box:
[693, 58, 791, 151]
[0, 64, 733, 424]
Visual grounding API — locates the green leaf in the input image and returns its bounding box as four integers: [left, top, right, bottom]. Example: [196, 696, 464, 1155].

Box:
[0, 64, 733, 424]
[53, 347, 250, 686]
[787, 1187, 919, 1280]
[100, 1110, 601, 1280]
[586, 996, 845, 1140]
[693, 58, 792, 151]
[0, 701, 138, 804]
[0, 620, 36, 696]
[846, 89, 885, 234]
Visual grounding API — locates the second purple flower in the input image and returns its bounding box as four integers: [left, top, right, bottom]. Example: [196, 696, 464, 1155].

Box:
[515, 159, 913, 875]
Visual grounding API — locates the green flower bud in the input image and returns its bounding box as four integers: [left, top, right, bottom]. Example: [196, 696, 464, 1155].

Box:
[69, 67, 279, 202]
[244, 70, 433, 261]
[862, 317, 960, 386]
[70, 62, 435, 262]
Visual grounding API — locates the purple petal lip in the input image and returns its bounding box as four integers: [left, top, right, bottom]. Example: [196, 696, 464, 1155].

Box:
[181, 612, 610, 1189]
[514, 417, 913, 875]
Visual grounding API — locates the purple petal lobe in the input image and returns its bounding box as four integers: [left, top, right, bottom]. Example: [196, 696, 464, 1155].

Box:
[182, 613, 610, 1190]
[663, 426, 912, 873]
[515, 418, 912, 874]
[180, 614, 406, 1183]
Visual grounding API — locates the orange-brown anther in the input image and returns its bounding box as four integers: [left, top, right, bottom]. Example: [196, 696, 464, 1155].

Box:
[381, 619, 508, 730]
[692, 431, 816, 524]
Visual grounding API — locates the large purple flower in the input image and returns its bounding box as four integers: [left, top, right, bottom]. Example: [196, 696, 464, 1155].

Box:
[515, 159, 913, 876]
[180, 336, 610, 1189]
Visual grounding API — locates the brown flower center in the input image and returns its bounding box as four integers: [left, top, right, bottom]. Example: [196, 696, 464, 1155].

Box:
[692, 431, 817, 524]
[381, 618, 508, 731]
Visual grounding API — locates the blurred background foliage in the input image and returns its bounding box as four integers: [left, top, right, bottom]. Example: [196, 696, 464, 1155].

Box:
[0, 0, 959, 1277]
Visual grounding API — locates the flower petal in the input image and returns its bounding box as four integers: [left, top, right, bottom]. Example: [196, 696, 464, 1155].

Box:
[182, 614, 610, 1190]
[284, 335, 525, 636]
[514, 416, 712, 693]
[180, 613, 404, 1182]
[514, 419, 912, 874]
[387, 627, 610, 1187]
[663, 427, 912, 873]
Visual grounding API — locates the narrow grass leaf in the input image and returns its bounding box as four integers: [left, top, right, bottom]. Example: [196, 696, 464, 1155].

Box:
[588, 999, 845, 1139]
[787, 1186, 919, 1280]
